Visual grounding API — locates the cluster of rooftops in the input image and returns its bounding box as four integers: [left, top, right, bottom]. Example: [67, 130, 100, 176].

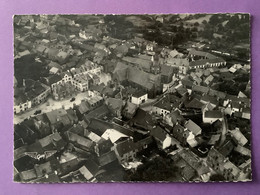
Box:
[13, 15, 251, 182]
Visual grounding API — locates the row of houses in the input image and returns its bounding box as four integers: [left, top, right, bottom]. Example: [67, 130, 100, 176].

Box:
[14, 79, 51, 114]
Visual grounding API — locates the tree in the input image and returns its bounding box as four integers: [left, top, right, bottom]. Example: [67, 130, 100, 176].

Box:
[194, 22, 199, 26]
[202, 20, 207, 25]
[209, 14, 220, 25]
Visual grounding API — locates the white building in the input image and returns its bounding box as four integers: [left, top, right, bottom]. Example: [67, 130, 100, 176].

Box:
[131, 91, 148, 105]
[203, 110, 223, 124]
[61, 71, 73, 83]
[72, 75, 88, 92]
[14, 99, 32, 114]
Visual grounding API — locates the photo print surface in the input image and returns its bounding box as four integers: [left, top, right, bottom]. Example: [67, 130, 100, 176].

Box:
[13, 13, 251, 183]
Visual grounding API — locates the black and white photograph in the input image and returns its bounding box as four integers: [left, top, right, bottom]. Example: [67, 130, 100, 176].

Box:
[13, 13, 251, 183]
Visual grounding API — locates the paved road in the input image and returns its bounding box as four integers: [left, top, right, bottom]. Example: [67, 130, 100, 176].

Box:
[14, 91, 90, 124]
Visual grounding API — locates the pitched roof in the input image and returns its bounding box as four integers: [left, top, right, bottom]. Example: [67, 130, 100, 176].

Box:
[181, 79, 194, 89]
[200, 95, 218, 105]
[153, 97, 175, 112]
[188, 48, 216, 59]
[193, 85, 209, 94]
[178, 149, 210, 176]
[83, 105, 110, 123]
[66, 131, 93, 150]
[150, 126, 168, 142]
[204, 110, 222, 118]
[208, 89, 226, 99]
[60, 70, 72, 78]
[161, 65, 174, 77]
[98, 151, 117, 166]
[115, 139, 136, 157]
[87, 118, 134, 137]
[135, 136, 154, 150]
[185, 98, 205, 109]
[230, 128, 248, 146]
[84, 159, 100, 176]
[208, 134, 221, 145]
[19, 169, 37, 181]
[122, 56, 152, 72]
[101, 129, 129, 143]
[204, 75, 214, 85]
[68, 123, 85, 136]
[184, 120, 202, 136]
[132, 90, 147, 98]
[106, 98, 124, 111]
[127, 67, 156, 90]
[123, 101, 138, 116]
[45, 108, 67, 124]
[95, 138, 113, 154]
[38, 132, 66, 151]
[113, 62, 128, 82]
[48, 75, 62, 85]
[34, 161, 53, 178]
[131, 108, 155, 128]
[78, 166, 94, 180]
[166, 58, 189, 67]
[78, 100, 91, 114]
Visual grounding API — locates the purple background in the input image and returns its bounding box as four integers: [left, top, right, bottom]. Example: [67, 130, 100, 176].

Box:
[1, 0, 259, 194]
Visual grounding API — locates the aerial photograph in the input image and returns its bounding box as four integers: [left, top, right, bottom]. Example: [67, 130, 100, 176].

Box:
[13, 14, 251, 183]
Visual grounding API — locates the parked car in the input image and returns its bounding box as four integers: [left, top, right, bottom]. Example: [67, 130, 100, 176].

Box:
[34, 110, 41, 115]
[70, 97, 75, 102]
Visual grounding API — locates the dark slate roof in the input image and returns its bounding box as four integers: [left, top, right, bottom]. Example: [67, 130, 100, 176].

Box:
[65, 131, 93, 150]
[98, 150, 117, 166]
[132, 90, 147, 98]
[38, 132, 66, 151]
[96, 138, 113, 155]
[208, 89, 226, 99]
[85, 159, 100, 176]
[150, 126, 167, 142]
[200, 95, 218, 105]
[192, 85, 209, 94]
[181, 79, 194, 89]
[113, 62, 129, 82]
[161, 65, 174, 77]
[115, 139, 136, 157]
[68, 124, 85, 136]
[66, 108, 78, 122]
[83, 105, 110, 123]
[153, 97, 174, 112]
[127, 67, 158, 90]
[135, 136, 154, 150]
[131, 108, 155, 129]
[78, 100, 91, 115]
[122, 56, 152, 72]
[189, 48, 216, 59]
[48, 75, 62, 85]
[204, 110, 222, 118]
[185, 98, 204, 109]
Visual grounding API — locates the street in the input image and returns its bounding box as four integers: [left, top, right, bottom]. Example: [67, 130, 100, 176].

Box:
[14, 91, 90, 124]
